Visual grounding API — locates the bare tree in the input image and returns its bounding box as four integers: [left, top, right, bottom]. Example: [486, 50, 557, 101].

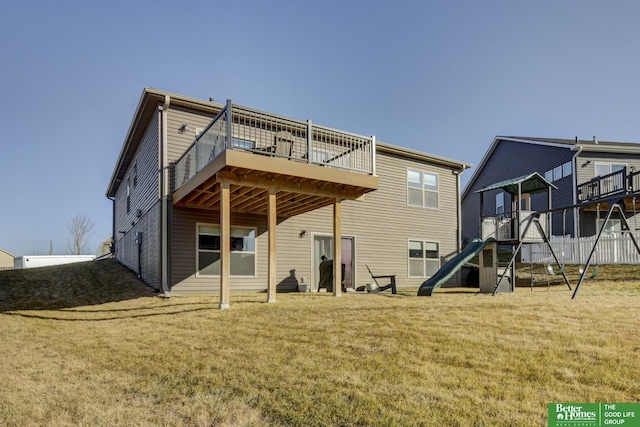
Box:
[67, 214, 94, 255]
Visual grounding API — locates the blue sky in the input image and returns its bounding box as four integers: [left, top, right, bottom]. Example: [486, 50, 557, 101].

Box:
[2, 0, 640, 256]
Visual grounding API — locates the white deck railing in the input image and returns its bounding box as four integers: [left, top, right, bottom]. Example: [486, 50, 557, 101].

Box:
[521, 233, 640, 265]
[481, 211, 548, 243]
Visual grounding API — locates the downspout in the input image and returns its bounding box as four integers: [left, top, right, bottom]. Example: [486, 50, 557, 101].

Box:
[453, 168, 464, 252]
[454, 167, 464, 286]
[108, 195, 115, 255]
[160, 96, 171, 297]
[572, 143, 583, 237]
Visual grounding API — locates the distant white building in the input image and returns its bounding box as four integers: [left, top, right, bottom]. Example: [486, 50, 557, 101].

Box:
[13, 255, 96, 269]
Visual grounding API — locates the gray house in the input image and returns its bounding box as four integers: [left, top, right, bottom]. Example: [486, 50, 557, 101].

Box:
[462, 136, 640, 244]
[106, 88, 470, 307]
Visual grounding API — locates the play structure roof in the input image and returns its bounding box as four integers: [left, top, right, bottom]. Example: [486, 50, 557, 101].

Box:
[475, 172, 557, 195]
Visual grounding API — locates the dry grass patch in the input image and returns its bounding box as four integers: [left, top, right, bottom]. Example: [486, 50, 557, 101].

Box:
[0, 260, 639, 425]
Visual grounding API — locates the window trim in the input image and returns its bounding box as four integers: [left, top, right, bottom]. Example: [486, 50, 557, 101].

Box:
[407, 239, 441, 278]
[195, 223, 258, 278]
[594, 162, 626, 178]
[495, 192, 504, 215]
[407, 168, 440, 210]
[126, 178, 131, 214]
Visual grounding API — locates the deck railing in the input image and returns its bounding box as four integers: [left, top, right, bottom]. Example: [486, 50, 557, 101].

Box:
[174, 100, 376, 190]
[481, 211, 548, 242]
[577, 167, 640, 202]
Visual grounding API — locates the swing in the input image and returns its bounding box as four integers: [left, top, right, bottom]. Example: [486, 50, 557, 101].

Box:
[547, 209, 566, 275]
[547, 264, 565, 275]
[579, 264, 600, 278]
[579, 203, 600, 279]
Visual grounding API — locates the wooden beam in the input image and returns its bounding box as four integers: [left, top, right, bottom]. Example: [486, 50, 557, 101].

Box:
[219, 183, 231, 310]
[333, 198, 342, 297]
[267, 189, 277, 303]
[195, 190, 219, 208]
[216, 171, 366, 200]
[203, 193, 222, 209]
[280, 198, 334, 218]
[232, 189, 268, 211]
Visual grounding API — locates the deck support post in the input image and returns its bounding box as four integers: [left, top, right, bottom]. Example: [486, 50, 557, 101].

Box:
[219, 182, 231, 309]
[267, 189, 277, 303]
[333, 198, 342, 297]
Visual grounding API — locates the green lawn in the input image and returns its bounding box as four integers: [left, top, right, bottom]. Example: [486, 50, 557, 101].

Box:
[0, 260, 638, 426]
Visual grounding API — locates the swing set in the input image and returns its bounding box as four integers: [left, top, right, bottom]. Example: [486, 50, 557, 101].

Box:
[504, 197, 640, 299]
[572, 198, 640, 299]
[546, 209, 568, 276]
[478, 172, 640, 299]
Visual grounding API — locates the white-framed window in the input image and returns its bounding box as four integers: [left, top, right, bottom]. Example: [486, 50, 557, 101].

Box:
[311, 149, 329, 163]
[231, 138, 256, 150]
[408, 240, 440, 277]
[197, 224, 256, 276]
[595, 162, 625, 177]
[126, 179, 131, 214]
[545, 162, 572, 183]
[407, 169, 439, 209]
[553, 166, 563, 181]
[596, 218, 621, 235]
[496, 192, 504, 215]
[595, 162, 626, 192]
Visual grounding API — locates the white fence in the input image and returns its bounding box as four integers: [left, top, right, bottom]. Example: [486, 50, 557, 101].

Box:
[521, 233, 640, 265]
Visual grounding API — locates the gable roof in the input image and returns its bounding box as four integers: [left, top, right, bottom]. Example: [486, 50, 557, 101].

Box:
[106, 88, 224, 198]
[475, 172, 557, 195]
[462, 136, 640, 199]
[376, 142, 472, 171]
[107, 88, 472, 198]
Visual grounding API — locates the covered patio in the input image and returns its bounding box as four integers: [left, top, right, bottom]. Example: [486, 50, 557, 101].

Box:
[172, 100, 379, 308]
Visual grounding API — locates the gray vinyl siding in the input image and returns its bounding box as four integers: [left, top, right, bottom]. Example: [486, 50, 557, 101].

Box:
[461, 140, 575, 242]
[114, 111, 162, 288]
[170, 208, 270, 293]
[280, 151, 461, 290]
[167, 105, 218, 164]
[116, 202, 161, 288]
[169, 150, 462, 294]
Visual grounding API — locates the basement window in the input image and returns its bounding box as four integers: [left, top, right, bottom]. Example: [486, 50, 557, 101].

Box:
[197, 224, 256, 277]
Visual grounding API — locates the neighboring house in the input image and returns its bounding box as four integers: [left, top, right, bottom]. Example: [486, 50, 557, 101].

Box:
[462, 136, 640, 243]
[0, 248, 14, 270]
[106, 88, 471, 305]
